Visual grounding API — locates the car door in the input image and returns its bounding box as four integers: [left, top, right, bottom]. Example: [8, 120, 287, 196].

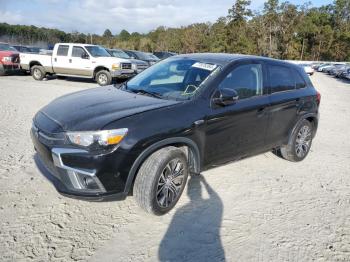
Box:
[204, 61, 270, 167]
[52, 44, 71, 74]
[68, 46, 92, 77]
[264, 63, 299, 148]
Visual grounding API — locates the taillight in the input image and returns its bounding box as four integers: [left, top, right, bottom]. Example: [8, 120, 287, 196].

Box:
[316, 91, 321, 105]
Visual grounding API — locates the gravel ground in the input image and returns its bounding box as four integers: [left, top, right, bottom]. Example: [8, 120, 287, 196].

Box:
[0, 73, 349, 262]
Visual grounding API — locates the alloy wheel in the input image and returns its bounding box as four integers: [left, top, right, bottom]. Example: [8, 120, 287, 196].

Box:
[98, 73, 108, 85]
[295, 125, 312, 158]
[156, 158, 185, 208]
[33, 68, 42, 79]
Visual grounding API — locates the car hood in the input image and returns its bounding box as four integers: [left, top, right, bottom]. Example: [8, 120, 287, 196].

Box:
[35, 86, 180, 132]
[92, 56, 131, 65]
[131, 59, 148, 65]
[0, 50, 19, 56]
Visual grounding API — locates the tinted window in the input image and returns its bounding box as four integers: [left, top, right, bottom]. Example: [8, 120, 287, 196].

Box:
[218, 64, 263, 99]
[293, 69, 307, 89]
[57, 45, 69, 56]
[269, 65, 295, 93]
[72, 46, 87, 58]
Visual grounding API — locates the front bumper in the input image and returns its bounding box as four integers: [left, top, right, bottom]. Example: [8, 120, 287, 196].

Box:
[2, 63, 21, 72]
[111, 69, 135, 78]
[31, 127, 128, 201]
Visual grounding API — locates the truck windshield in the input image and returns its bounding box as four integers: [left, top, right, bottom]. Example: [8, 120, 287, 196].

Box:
[110, 49, 130, 59]
[0, 43, 17, 51]
[125, 58, 220, 101]
[85, 46, 111, 57]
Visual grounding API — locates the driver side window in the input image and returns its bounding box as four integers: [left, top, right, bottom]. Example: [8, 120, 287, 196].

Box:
[219, 64, 263, 100]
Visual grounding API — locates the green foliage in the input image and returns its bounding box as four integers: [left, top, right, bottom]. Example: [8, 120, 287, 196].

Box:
[1, 0, 350, 61]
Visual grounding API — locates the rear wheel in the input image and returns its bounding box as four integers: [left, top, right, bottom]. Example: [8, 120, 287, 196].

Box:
[95, 70, 112, 86]
[134, 147, 189, 215]
[31, 65, 46, 80]
[278, 120, 313, 162]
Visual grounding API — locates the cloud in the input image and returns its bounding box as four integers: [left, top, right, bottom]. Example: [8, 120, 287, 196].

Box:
[0, 0, 329, 34]
[0, 0, 237, 34]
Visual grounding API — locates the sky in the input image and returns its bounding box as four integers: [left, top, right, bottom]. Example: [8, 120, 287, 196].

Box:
[0, 0, 333, 35]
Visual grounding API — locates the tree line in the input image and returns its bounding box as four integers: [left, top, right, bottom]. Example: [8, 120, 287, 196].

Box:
[1, 0, 349, 61]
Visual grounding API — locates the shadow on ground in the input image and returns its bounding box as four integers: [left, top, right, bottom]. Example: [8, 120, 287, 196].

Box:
[159, 175, 225, 262]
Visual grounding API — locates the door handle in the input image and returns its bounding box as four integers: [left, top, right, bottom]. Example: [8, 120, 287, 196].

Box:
[69, 59, 72, 63]
[54, 58, 57, 62]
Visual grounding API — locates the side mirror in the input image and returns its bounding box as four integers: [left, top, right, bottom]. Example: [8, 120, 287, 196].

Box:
[212, 88, 239, 107]
[81, 53, 90, 59]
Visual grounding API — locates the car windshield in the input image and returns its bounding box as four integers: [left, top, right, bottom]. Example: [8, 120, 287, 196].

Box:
[110, 49, 130, 59]
[146, 53, 160, 60]
[0, 43, 17, 51]
[132, 51, 152, 60]
[125, 58, 220, 101]
[85, 46, 111, 57]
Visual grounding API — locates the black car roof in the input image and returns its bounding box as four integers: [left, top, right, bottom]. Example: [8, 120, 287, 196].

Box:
[174, 53, 291, 67]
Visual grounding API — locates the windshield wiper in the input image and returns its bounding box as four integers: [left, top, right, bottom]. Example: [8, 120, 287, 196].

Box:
[130, 89, 163, 99]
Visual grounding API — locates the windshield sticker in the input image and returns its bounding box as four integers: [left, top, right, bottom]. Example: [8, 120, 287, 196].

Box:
[192, 62, 217, 71]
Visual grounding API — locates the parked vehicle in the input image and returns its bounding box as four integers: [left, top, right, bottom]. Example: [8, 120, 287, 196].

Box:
[340, 68, 350, 80]
[13, 45, 31, 53]
[329, 65, 348, 77]
[31, 54, 320, 215]
[0, 43, 20, 76]
[20, 43, 135, 85]
[153, 51, 177, 60]
[299, 64, 314, 75]
[124, 50, 160, 66]
[107, 48, 149, 74]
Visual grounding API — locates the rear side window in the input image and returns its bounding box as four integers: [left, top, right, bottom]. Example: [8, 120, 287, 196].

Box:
[57, 45, 69, 56]
[218, 64, 263, 99]
[72, 46, 86, 58]
[293, 69, 307, 89]
[268, 65, 295, 93]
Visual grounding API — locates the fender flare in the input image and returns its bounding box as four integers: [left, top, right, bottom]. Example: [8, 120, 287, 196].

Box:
[287, 112, 319, 145]
[123, 137, 201, 194]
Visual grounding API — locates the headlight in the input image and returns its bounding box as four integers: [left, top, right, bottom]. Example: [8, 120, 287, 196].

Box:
[111, 63, 120, 70]
[1, 56, 11, 62]
[66, 128, 128, 148]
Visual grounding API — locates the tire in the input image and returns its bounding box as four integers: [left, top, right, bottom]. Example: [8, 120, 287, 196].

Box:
[0, 64, 5, 76]
[134, 146, 189, 215]
[278, 119, 313, 162]
[31, 65, 46, 80]
[95, 70, 112, 86]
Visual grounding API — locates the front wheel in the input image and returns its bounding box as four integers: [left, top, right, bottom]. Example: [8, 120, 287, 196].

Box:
[95, 70, 112, 86]
[134, 147, 189, 215]
[0, 64, 5, 76]
[279, 119, 313, 162]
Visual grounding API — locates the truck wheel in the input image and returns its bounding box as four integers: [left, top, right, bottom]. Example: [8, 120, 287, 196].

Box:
[0, 64, 5, 76]
[96, 70, 112, 86]
[278, 119, 313, 162]
[31, 65, 46, 80]
[134, 146, 189, 215]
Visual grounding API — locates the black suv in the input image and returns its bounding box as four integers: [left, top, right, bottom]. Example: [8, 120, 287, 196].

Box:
[31, 54, 320, 215]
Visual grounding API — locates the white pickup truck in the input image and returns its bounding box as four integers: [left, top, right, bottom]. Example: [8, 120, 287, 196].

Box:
[20, 43, 135, 86]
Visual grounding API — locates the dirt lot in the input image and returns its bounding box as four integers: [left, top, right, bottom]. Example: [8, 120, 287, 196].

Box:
[0, 73, 349, 262]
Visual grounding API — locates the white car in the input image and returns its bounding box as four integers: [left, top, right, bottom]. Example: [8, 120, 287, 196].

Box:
[299, 64, 314, 75]
[20, 43, 134, 86]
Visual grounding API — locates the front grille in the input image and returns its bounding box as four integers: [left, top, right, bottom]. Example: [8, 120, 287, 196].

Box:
[121, 63, 132, 70]
[137, 64, 149, 70]
[11, 54, 20, 63]
[32, 123, 65, 146]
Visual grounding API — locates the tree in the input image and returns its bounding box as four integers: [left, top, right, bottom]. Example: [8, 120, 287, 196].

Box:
[119, 29, 130, 41]
[103, 29, 112, 38]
